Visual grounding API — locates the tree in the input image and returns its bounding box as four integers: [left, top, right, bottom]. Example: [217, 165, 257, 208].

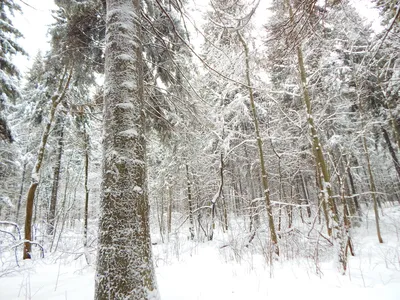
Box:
[237, 30, 279, 254]
[0, 0, 26, 142]
[94, 0, 159, 299]
[23, 64, 73, 259]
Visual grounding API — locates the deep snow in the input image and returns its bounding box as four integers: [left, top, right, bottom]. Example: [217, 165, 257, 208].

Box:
[1, 206, 400, 299]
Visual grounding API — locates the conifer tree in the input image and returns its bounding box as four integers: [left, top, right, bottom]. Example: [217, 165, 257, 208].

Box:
[0, 0, 26, 141]
[95, 0, 159, 298]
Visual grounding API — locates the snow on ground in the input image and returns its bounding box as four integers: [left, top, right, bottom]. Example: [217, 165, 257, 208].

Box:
[1, 206, 400, 299]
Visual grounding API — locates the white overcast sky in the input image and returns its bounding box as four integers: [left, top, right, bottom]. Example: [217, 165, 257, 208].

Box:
[12, 0, 382, 75]
[13, 0, 57, 74]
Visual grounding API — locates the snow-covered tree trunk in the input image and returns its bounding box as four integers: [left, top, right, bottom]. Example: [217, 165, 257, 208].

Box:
[237, 31, 279, 256]
[83, 124, 90, 258]
[185, 163, 195, 240]
[94, 0, 159, 299]
[47, 115, 65, 237]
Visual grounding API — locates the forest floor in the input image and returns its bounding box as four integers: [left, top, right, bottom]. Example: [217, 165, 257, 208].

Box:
[1, 205, 400, 299]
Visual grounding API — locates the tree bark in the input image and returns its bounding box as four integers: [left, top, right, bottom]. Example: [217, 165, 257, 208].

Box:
[83, 128, 90, 249]
[167, 184, 172, 236]
[95, 1, 159, 298]
[297, 44, 338, 234]
[47, 115, 65, 237]
[185, 163, 195, 240]
[362, 135, 384, 243]
[237, 31, 279, 255]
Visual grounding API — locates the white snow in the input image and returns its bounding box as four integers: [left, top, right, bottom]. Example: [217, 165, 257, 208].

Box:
[1, 206, 400, 299]
[115, 54, 135, 62]
[133, 186, 143, 194]
[117, 128, 138, 137]
[121, 81, 136, 91]
[115, 102, 134, 110]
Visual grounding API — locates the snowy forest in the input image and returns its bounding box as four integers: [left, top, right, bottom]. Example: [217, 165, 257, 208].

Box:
[1, 0, 400, 299]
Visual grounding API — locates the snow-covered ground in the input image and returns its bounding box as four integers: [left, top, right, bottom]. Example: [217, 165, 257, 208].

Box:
[1, 206, 400, 299]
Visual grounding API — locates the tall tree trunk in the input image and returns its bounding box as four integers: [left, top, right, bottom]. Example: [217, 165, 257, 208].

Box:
[286, 0, 339, 237]
[95, 1, 159, 298]
[83, 128, 90, 249]
[47, 115, 65, 237]
[185, 163, 195, 240]
[167, 184, 172, 236]
[362, 135, 384, 243]
[237, 32, 279, 255]
[23, 66, 72, 260]
[355, 80, 383, 243]
[297, 44, 338, 234]
[15, 160, 27, 222]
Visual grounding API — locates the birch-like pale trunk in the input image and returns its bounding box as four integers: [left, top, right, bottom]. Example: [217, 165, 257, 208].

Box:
[94, 0, 159, 299]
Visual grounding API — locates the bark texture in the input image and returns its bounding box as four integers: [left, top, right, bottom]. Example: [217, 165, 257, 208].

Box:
[47, 115, 65, 236]
[95, 0, 159, 299]
[83, 127, 90, 248]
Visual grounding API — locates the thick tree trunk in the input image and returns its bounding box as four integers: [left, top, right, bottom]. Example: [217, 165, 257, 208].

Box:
[95, 1, 159, 298]
[23, 183, 38, 259]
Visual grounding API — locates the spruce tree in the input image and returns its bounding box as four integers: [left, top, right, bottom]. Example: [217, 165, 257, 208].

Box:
[0, 0, 26, 141]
